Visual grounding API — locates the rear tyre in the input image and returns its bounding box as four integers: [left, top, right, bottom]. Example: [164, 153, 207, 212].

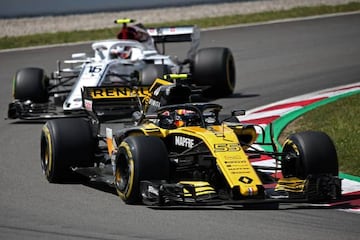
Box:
[13, 67, 49, 103]
[40, 118, 96, 183]
[282, 131, 338, 178]
[192, 47, 236, 97]
[115, 136, 169, 204]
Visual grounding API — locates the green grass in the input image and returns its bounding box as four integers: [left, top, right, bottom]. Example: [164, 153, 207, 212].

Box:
[1, 2, 360, 50]
[279, 93, 360, 176]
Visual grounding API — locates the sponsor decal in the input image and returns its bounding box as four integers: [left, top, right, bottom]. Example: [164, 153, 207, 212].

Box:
[174, 136, 194, 148]
[214, 143, 241, 152]
[225, 158, 251, 175]
[87, 87, 149, 99]
[239, 176, 253, 184]
[84, 99, 93, 111]
[149, 98, 161, 108]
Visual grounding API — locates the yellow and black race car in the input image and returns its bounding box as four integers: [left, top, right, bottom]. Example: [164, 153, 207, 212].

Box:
[40, 80, 341, 207]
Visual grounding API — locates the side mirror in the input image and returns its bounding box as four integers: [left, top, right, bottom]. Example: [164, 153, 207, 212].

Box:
[231, 109, 246, 117]
[222, 109, 246, 124]
[71, 53, 87, 59]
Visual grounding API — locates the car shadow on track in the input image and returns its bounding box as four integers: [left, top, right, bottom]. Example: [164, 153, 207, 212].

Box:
[229, 93, 260, 99]
[205, 93, 260, 101]
[77, 178, 357, 211]
[82, 181, 118, 196]
[8, 120, 47, 124]
[148, 203, 353, 211]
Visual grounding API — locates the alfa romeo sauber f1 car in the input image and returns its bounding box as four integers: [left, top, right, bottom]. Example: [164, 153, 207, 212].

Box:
[8, 18, 235, 120]
[40, 85, 341, 207]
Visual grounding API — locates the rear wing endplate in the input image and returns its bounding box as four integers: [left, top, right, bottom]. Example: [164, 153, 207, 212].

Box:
[147, 26, 200, 59]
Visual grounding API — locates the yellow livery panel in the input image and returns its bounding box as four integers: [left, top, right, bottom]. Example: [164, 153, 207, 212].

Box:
[177, 125, 263, 197]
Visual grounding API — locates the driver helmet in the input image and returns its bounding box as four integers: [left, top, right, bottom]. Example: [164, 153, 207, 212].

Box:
[110, 46, 132, 59]
[119, 46, 132, 59]
[158, 110, 175, 129]
[174, 109, 199, 127]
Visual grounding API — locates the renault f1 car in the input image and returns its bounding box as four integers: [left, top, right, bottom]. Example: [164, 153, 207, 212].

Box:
[40, 85, 341, 207]
[8, 18, 236, 120]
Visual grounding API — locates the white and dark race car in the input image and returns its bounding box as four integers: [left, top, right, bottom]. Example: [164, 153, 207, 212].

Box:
[7, 18, 236, 121]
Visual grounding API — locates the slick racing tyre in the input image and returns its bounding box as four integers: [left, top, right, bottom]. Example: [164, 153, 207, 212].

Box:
[192, 47, 236, 97]
[115, 136, 169, 204]
[13, 67, 49, 103]
[281, 131, 338, 179]
[40, 118, 96, 183]
[140, 64, 171, 86]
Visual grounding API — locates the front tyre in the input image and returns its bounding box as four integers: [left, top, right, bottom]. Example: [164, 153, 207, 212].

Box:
[13, 67, 49, 103]
[282, 131, 338, 178]
[115, 136, 169, 204]
[40, 118, 96, 183]
[192, 47, 236, 97]
[281, 131, 341, 201]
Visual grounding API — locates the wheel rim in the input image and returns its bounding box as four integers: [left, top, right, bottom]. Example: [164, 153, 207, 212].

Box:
[115, 144, 135, 200]
[115, 158, 130, 192]
[42, 145, 49, 174]
[282, 139, 300, 177]
[225, 53, 235, 92]
[41, 126, 53, 178]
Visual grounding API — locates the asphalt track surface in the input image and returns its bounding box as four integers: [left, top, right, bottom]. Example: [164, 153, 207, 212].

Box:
[1, 13, 360, 240]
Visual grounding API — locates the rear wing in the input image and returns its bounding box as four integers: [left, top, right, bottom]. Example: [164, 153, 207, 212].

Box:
[147, 26, 200, 59]
[82, 85, 149, 122]
[147, 26, 200, 43]
[81, 78, 173, 122]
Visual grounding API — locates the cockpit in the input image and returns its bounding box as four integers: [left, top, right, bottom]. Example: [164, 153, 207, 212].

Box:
[99, 61, 142, 86]
[157, 104, 222, 129]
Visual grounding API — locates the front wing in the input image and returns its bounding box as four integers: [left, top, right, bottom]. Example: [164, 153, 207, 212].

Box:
[7, 100, 85, 120]
[140, 174, 341, 206]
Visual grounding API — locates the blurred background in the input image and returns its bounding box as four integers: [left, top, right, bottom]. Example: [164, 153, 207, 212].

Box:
[2, 0, 246, 18]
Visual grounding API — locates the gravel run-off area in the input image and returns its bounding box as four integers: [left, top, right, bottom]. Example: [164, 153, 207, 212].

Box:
[0, 0, 359, 37]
